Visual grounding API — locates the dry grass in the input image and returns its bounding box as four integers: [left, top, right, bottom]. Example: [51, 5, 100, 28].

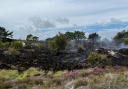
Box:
[0, 67, 128, 89]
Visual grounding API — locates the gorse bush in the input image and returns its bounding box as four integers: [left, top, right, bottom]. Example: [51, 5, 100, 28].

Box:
[87, 52, 108, 67]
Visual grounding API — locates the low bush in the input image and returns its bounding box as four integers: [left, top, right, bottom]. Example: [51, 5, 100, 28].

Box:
[0, 41, 10, 48]
[0, 70, 18, 79]
[10, 41, 23, 49]
[87, 52, 108, 67]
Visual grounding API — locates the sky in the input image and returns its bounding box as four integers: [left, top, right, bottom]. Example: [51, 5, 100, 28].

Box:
[0, 0, 128, 40]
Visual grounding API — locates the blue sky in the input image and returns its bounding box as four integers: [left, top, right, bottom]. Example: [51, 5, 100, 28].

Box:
[0, 0, 128, 40]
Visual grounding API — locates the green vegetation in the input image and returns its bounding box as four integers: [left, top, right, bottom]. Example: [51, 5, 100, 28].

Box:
[88, 32, 100, 40]
[48, 33, 67, 51]
[87, 52, 108, 67]
[1, 26, 128, 89]
[0, 27, 13, 41]
[0, 67, 128, 89]
[26, 34, 39, 41]
[10, 41, 23, 49]
[114, 30, 128, 44]
[65, 31, 86, 40]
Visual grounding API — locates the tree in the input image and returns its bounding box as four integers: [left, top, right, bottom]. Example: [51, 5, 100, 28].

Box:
[55, 33, 67, 51]
[113, 30, 128, 45]
[88, 32, 100, 41]
[26, 34, 33, 41]
[48, 33, 67, 51]
[74, 31, 86, 40]
[26, 34, 39, 41]
[65, 31, 86, 41]
[33, 36, 39, 41]
[64, 32, 75, 40]
[0, 27, 13, 41]
[88, 33, 100, 49]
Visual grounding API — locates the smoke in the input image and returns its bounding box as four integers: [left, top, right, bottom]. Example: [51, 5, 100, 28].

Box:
[30, 17, 56, 29]
[56, 18, 69, 24]
[118, 43, 128, 49]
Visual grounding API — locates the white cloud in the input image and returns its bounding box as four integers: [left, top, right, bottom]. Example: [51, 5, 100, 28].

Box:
[0, 0, 128, 39]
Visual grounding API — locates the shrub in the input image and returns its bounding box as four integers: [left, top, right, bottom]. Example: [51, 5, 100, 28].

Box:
[54, 34, 67, 51]
[10, 41, 23, 49]
[87, 52, 108, 67]
[0, 41, 10, 48]
[0, 70, 18, 79]
[47, 33, 67, 51]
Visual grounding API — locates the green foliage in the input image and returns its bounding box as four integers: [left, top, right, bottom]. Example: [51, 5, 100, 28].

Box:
[47, 31, 86, 51]
[54, 34, 67, 51]
[0, 68, 41, 80]
[65, 31, 86, 40]
[0, 41, 22, 49]
[26, 34, 39, 41]
[114, 30, 128, 44]
[33, 36, 39, 41]
[16, 68, 41, 80]
[88, 33, 100, 50]
[0, 27, 13, 41]
[0, 70, 18, 79]
[88, 32, 100, 40]
[53, 71, 64, 77]
[124, 38, 128, 45]
[87, 52, 108, 67]
[48, 40, 56, 50]
[10, 41, 23, 49]
[0, 41, 10, 48]
[48, 33, 67, 51]
[26, 34, 33, 41]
